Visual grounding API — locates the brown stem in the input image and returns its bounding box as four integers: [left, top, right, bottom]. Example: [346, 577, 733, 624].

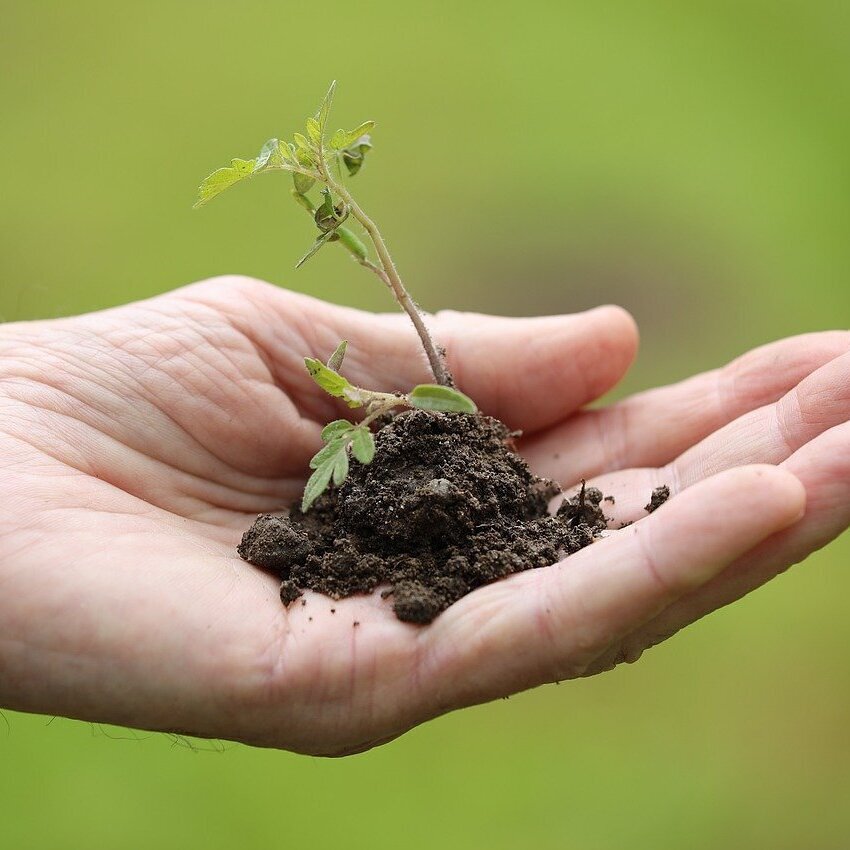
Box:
[323, 177, 452, 387]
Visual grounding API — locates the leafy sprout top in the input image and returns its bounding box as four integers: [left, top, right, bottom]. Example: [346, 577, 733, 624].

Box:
[195, 83, 475, 509]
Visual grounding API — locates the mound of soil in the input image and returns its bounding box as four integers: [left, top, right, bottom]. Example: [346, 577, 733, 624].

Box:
[238, 411, 667, 624]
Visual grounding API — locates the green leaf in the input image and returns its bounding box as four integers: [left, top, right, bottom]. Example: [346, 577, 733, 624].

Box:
[315, 80, 336, 131]
[194, 168, 242, 208]
[254, 138, 280, 171]
[306, 117, 321, 143]
[341, 135, 372, 177]
[231, 158, 254, 175]
[291, 188, 314, 212]
[294, 133, 311, 151]
[313, 189, 348, 234]
[193, 157, 257, 208]
[294, 146, 316, 168]
[309, 437, 346, 469]
[408, 384, 477, 413]
[293, 171, 316, 194]
[302, 454, 337, 511]
[332, 449, 349, 486]
[278, 141, 297, 164]
[304, 357, 352, 396]
[337, 226, 368, 261]
[321, 419, 355, 441]
[313, 188, 334, 226]
[351, 427, 376, 464]
[326, 340, 348, 371]
[295, 231, 334, 268]
[330, 121, 376, 151]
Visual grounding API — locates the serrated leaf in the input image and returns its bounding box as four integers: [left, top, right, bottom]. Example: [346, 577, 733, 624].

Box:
[295, 231, 334, 268]
[306, 117, 321, 143]
[254, 138, 280, 171]
[293, 171, 316, 194]
[194, 158, 257, 208]
[194, 168, 243, 207]
[326, 340, 348, 371]
[315, 80, 336, 131]
[332, 449, 349, 486]
[302, 455, 337, 511]
[351, 427, 376, 464]
[321, 419, 355, 441]
[231, 158, 254, 175]
[408, 384, 477, 413]
[304, 357, 352, 396]
[309, 437, 346, 469]
[330, 121, 376, 151]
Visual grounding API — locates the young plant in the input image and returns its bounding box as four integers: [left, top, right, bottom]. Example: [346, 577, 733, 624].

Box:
[195, 82, 475, 509]
[301, 340, 475, 510]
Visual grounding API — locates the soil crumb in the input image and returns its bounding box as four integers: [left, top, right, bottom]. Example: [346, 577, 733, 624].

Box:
[239, 411, 654, 624]
[644, 485, 670, 514]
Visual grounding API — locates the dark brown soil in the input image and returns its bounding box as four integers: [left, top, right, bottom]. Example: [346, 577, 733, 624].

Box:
[238, 411, 663, 624]
[645, 485, 670, 513]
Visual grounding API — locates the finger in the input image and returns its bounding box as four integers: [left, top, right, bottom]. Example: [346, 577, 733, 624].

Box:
[310, 300, 638, 433]
[524, 331, 850, 481]
[423, 465, 805, 709]
[573, 350, 850, 526]
[585, 420, 850, 674]
[675, 350, 850, 484]
[433, 306, 639, 432]
[181, 277, 638, 434]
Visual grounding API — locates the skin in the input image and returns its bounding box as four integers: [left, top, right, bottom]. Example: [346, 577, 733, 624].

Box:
[0, 276, 848, 756]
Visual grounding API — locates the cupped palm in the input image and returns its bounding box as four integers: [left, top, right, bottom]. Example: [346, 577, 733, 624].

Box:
[1, 276, 848, 755]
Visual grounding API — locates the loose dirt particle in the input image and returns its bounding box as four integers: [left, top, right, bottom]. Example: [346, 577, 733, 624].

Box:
[645, 485, 671, 513]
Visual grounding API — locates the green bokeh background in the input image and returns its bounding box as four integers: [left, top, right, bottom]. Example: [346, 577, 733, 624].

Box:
[1, 1, 849, 847]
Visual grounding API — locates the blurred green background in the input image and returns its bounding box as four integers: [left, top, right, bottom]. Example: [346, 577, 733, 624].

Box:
[1, 0, 849, 847]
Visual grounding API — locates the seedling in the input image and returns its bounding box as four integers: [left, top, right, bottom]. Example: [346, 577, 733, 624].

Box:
[196, 82, 475, 509]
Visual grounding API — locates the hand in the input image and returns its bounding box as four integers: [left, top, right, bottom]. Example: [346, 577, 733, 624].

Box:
[0, 277, 846, 755]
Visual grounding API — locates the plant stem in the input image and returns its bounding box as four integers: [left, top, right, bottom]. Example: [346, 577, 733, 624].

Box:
[321, 170, 452, 387]
[360, 397, 406, 428]
[358, 256, 389, 280]
[292, 190, 379, 275]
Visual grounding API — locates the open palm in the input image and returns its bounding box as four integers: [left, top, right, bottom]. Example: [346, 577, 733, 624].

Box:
[1, 276, 847, 755]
